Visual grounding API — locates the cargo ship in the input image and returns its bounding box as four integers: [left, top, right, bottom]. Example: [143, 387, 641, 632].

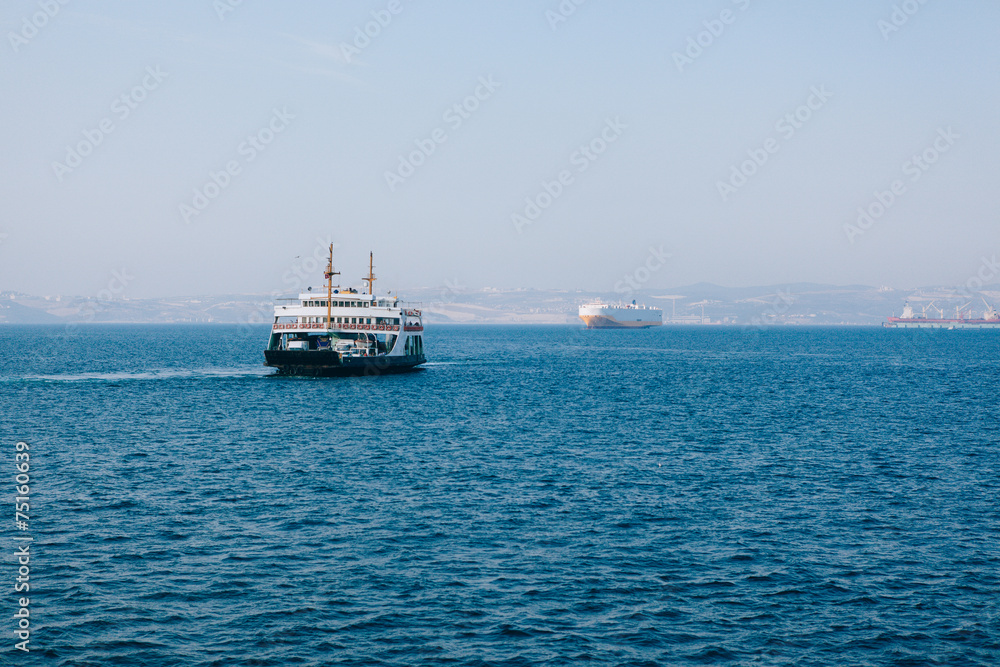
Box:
[884, 299, 1000, 329]
[264, 245, 426, 376]
[579, 301, 662, 328]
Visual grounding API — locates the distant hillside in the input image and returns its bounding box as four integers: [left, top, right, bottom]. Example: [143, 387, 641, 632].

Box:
[0, 298, 63, 324]
[2, 284, 998, 326]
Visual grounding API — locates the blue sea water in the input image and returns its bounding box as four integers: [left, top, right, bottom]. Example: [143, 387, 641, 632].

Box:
[1, 324, 999, 666]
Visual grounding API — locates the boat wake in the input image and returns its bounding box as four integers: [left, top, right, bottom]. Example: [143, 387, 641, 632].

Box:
[9, 367, 273, 383]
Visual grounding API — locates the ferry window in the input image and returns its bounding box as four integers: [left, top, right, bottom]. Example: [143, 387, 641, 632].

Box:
[351, 317, 356, 324]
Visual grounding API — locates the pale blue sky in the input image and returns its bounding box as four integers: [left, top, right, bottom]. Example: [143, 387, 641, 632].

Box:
[2, 1, 998, 298]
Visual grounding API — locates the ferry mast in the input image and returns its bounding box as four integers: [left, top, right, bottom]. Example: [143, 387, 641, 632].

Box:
[324, 243, 339, 330]
[363, 251, 376, 299]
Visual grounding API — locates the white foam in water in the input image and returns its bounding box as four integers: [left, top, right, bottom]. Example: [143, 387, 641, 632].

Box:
[18, 367, 273, 382]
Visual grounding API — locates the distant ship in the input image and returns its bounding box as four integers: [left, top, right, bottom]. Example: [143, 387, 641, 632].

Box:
[579, 301, 662, 329]
[264, 245, 426, 376]
[884, 299, 1000, 329]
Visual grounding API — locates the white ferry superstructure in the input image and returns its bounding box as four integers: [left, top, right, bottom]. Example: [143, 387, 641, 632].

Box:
[264, 245, 426, 376]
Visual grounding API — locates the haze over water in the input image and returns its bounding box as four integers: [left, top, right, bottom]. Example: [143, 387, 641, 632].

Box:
[3, 2, 999, 297]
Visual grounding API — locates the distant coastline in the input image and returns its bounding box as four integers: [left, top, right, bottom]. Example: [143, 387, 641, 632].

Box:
[2, 283, 999, 326]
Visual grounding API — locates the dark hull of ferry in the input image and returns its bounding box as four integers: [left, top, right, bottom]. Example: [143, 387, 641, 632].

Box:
[264, 350, 426, 377]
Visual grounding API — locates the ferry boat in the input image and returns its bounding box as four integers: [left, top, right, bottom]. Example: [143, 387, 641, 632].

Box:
[884, 299, 1000, 329]
[264, 245, 426, 376]
[579, 301, 662, 328]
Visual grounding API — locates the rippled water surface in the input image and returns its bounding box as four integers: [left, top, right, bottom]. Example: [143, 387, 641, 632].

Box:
[2, 324, 999, 665]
